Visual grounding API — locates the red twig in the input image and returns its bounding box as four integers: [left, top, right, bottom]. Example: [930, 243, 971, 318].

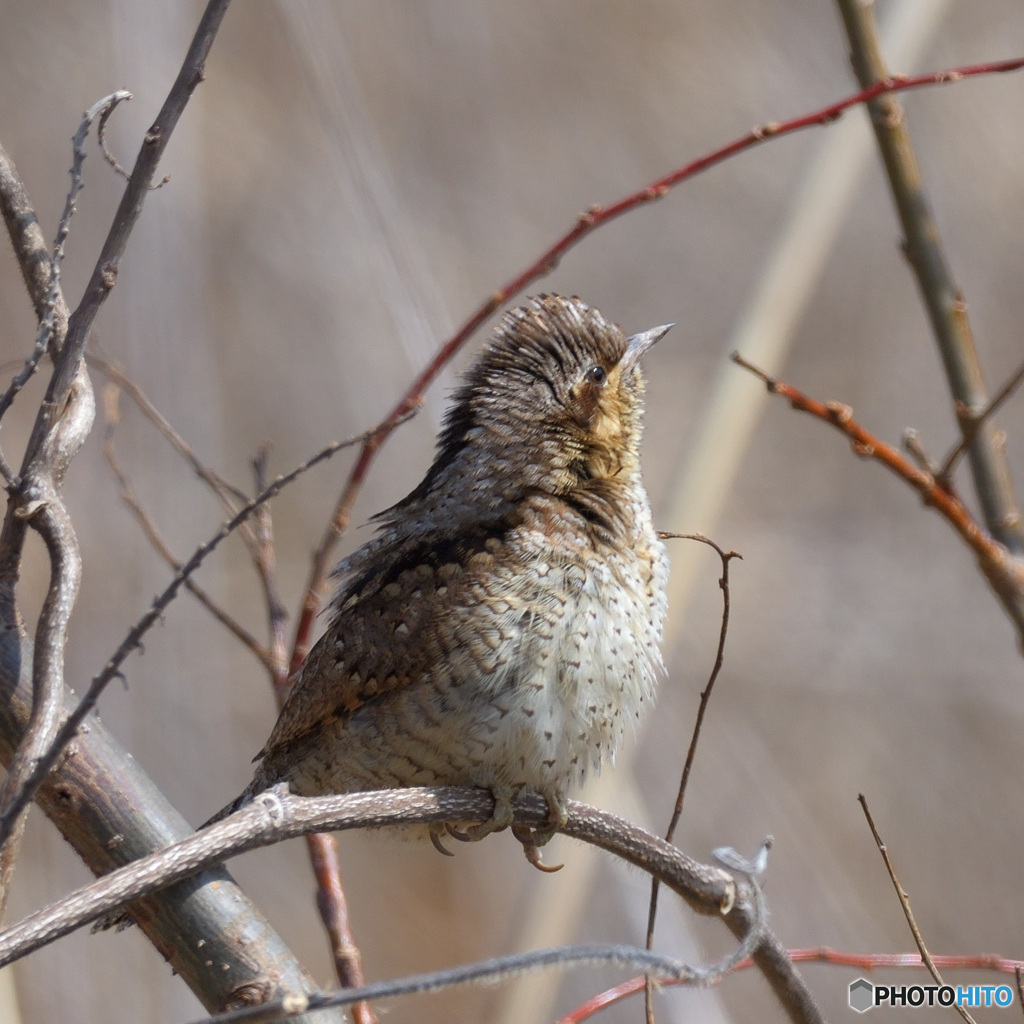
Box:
[730, 352, 1024, 627]
[308, 831, 376, 1024]
[289, 55, 1024, 666]
[556, 949, 1024, 1024]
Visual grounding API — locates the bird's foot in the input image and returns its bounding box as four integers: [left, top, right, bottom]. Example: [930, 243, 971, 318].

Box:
[440, 785, 516, 846]
[513, 793, 567, 872]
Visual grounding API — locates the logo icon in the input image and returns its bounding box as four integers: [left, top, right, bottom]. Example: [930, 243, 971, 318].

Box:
[849, 978, 873, 1013]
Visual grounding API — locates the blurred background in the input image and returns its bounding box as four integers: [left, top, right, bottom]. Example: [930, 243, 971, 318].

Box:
[1, 0, 1023, 1021]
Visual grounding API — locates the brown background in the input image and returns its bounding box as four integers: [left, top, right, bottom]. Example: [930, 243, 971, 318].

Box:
[1, 1, 1023, 1022]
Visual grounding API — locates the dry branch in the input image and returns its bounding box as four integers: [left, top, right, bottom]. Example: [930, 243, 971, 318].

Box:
[0, 787, 823, 1024]
[733, 353, 1024, 645]
[837, 0, 1024, 557]
[0, 612, 330, 1017]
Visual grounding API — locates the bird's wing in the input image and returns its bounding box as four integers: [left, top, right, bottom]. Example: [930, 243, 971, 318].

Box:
[259, 525, 538, 758]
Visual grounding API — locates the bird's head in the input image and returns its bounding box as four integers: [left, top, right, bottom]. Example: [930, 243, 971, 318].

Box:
[382, 295, 670, 527]
[445, 295, 670, 493]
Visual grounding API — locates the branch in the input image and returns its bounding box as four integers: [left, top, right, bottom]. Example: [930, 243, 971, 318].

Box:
[646, 535, 740, 1023]
[88, 351, 253, 517]
[0, 98, 140, 892]
[0, 0, 234, 864]
[0, 143, 70, 341]
[0, 93, 131, 441]
[99, 391, 272, 669]
[836, 0, 1024, 554]
[191, 941, 752, 1024]
[732, 352, 1024, 644]
[0, 788, 823, 1024]
[937, 356, 1024, 484]
[0, 608, 337, 1020]
[859, 795, 977, 1024]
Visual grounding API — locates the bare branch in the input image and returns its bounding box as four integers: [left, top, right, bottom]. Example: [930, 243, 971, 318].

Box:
[836, 0, 1024, 553]
[0, 611, 336, 1019]
[732, 351, 1024, 645]
[646, 534, 740, 1023]
[0, 789, 824, 1024]
[938, 356, 1024, 484]
[859, 795, 977, 1024]
[0, 92, 132, 444]
[187, 936, 763, 1024]
[0, 0, 235, 855]
[88, 351, 253, 521]
[0, 144, 69, 337]
[2, 787, 733, 961]
[306, 831, 376, 1024]
[97, 99, 169, 189]
[249, 447, 290, 687]
[99, 386, 273, 669]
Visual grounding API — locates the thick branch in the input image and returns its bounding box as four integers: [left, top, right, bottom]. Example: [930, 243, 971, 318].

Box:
[0, 143, 70, 340]
[0, 601, 339, 1021]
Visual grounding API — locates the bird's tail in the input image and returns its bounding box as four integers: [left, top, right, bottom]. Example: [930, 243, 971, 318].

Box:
[198, 782, 259, 831]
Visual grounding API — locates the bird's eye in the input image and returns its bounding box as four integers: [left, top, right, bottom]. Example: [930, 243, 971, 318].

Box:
[586, 365, 607, 385]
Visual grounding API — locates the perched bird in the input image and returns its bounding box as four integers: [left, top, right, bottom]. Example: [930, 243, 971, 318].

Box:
[222, 294, 670, 857]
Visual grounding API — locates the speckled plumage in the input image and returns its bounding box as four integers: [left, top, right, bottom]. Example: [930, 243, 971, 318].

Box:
[230, 295, 670, 839]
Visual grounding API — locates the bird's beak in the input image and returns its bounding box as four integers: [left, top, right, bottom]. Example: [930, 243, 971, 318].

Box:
[623, 323, 673, 370]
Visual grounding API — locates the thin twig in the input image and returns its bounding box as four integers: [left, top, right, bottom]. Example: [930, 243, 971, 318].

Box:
[901, 428, 939, 476]
[938, 356, 1024, 484]
[0, 418, 404, 847]
[858, 794, 977, 1024]
[287, 54, 1024, 669]
[87, 352, 253, 520]
[97, 100, 169, 189]
[645, 533, 740, 1024]
[837, 0, 1024, 554]
[187, 941, 754, 1024]
[249, 448, 291, 692]
[100, 385, 272, 669]
[731, 351, 1024, 644]
[190, 944, 739, 1024]
[559, 946, 1024, 1023]
[0, 93, 130, 440]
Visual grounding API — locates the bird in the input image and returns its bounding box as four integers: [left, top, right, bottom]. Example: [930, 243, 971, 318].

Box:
[219, 294, 671, 861]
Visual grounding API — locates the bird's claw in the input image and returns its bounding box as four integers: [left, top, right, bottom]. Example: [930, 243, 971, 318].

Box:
[521, 841, 563, 872]
[429, 823, 456, 857]
[444, 822, 475, 842]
